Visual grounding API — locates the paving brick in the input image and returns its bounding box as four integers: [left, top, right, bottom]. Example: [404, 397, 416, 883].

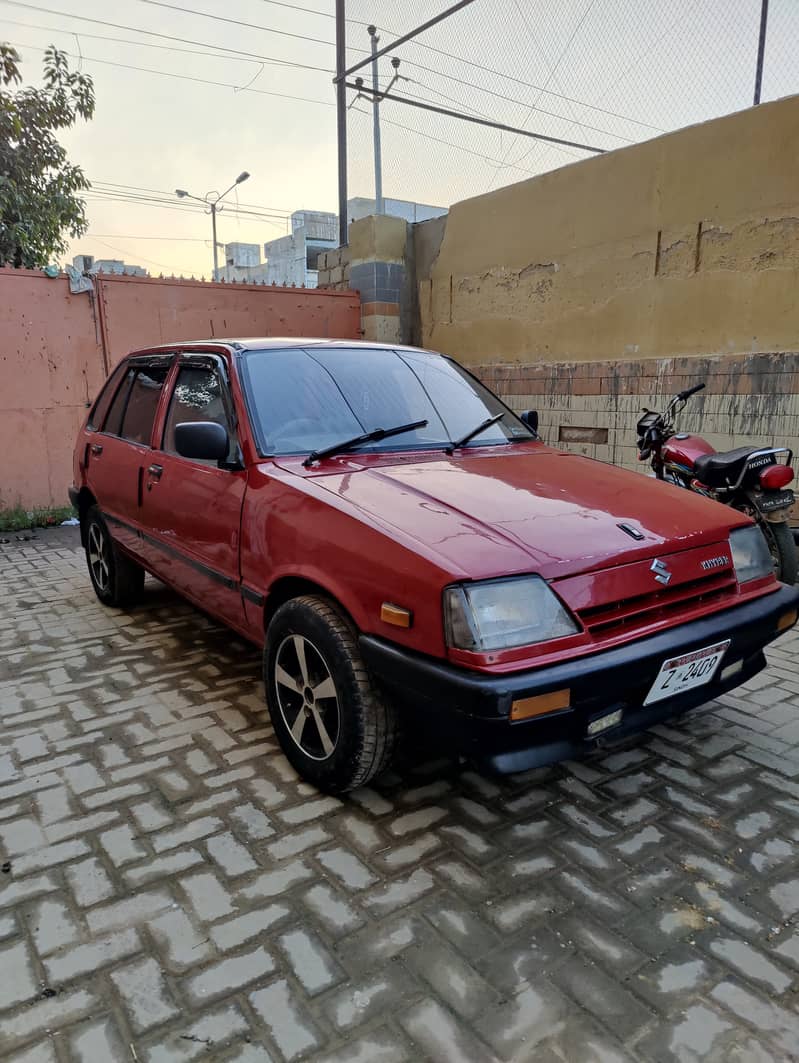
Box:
[239, 860, 312, 901]
[64, 857, 115, 907]
[125, 848, 204, 886]
[152, 816, 221, 853]
[206, 831, 258, 876]
[278, 927, 343, 994]
[210, 905, 289, 950]
[87, 890, 173, 934]
[13, 838, 89, 874]
[147, 907, 212, 970]
[147, 1005, 250, 1063]
[1, 989, 97, 1049]
[399, 999, 493, 1063]
[111, 956, 180, 1031]
[249, 980, 320, 1060]
[30, 898, 80, 955]
[99, 823, 146, 866]
[70, 1017, 128, 1063]
[0, 938, 38, 1008]
[180, 871, 236, 921]
[45, 928, 141, 981]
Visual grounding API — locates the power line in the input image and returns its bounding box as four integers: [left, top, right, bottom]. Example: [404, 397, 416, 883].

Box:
[88, 233, 211, 241]
[6, 39, 335, 107]
[91, 181, 295, 216]
[0, 0, 659, 132]
[0, 2, 334, 73]
[0, 15, 302, 69]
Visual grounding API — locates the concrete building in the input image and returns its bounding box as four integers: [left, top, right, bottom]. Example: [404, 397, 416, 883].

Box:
[262, 211, 338, 288]
[215, 243, 270, 284]
[347, 197, 447, 226]
[72, 254, 146, 277]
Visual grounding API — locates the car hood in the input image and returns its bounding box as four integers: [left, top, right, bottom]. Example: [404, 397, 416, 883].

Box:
[291, 446, 747, 581]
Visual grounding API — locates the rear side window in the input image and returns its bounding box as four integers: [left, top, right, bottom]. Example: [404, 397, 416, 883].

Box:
[87, 363, 127, 431]
[103, 368, 135, 436]
[120, 367, 170, 445]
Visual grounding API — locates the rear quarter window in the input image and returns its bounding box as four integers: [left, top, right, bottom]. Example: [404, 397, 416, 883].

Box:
[87, 362, 128, 431]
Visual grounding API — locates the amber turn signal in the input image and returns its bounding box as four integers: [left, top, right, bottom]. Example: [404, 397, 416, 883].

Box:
[777, 609, 798, 633]
[510, 688, 570, 721]
[380, 602, 412, 628]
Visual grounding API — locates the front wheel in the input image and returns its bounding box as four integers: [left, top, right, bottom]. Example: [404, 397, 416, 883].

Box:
[264, 595, 399, 793]
[760, 519, 798, 585]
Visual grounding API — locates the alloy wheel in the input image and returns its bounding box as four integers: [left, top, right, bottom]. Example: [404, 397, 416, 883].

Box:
[88, 523, 110, 593]
[274, 634, 340, 761]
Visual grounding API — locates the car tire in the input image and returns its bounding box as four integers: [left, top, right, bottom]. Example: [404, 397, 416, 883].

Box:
[763, 520, 798, 585]
[83, 505, 144, 607]
[264, 595, 398, 793]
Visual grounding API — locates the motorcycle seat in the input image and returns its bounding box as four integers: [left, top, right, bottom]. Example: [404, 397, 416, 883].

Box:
[693, 446, 768, 487]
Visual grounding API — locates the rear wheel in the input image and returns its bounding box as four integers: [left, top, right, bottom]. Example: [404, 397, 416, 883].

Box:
[264, 595, 398, 792]
[760, 519, 798, 585]
[83, 506, 144, 607]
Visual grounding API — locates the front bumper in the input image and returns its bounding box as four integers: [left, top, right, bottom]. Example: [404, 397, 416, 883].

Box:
[360, 584, 799, 774]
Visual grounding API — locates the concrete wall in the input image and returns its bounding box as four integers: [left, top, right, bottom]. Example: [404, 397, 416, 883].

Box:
[408, 95, 799, 519]
[0, 269, 361, 510]
[419, 95, 799, 366]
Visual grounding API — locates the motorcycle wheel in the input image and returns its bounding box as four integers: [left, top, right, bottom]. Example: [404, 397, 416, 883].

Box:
[760, 520, 798, 585]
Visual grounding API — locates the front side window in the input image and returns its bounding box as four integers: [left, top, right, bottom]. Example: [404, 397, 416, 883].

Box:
[119, 366, 170, 445]
[163, 365, 233, 461]
[241, 346, 535, 456]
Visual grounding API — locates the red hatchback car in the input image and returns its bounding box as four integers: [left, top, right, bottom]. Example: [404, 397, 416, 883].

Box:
[71, 339, 798, 792]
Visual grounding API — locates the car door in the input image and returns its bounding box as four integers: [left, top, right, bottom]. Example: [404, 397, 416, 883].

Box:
[85, 357, 172, 558]
[140, 354, 248, 631]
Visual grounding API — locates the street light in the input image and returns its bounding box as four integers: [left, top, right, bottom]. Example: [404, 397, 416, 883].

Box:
[175, 171, 250, 279]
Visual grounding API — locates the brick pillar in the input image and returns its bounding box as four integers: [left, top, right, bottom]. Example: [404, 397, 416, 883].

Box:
[348, 215, 409, 344]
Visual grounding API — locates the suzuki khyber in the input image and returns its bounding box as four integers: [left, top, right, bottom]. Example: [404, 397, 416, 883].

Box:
[71, 340, 799, 792]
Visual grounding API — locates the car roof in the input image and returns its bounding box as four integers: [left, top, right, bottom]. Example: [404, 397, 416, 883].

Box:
[131, 338, 438, 356]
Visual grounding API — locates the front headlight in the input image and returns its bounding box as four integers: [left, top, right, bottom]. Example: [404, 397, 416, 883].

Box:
[730, 525, 773, 583]
[443, 576, 579, 651]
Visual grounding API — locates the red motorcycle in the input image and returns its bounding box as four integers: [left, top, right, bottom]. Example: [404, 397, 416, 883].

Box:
[637, 382, 797, 583]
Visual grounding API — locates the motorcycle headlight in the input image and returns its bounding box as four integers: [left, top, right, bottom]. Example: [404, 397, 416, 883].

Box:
[730, 525, 773, 584]
[443, 576, 579, 651]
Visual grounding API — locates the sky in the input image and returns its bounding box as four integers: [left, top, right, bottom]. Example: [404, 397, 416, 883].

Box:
[3, 0, 797, 278]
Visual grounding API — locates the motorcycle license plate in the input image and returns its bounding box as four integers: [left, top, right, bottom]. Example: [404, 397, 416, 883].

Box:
[759, 490, 794, 512]
[644, 641, 730, 706]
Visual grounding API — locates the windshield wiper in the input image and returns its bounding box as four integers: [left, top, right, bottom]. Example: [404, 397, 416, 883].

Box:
[445, 412, 505, 455]
[303, 419, 429, 467]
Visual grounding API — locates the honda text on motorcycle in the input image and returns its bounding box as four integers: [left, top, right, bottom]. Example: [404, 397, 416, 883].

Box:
[636, 383, 797, 584]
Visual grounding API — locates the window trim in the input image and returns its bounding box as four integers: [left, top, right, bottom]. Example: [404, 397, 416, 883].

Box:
[98, 355, 175, 444]
[159, 354, 241, 468]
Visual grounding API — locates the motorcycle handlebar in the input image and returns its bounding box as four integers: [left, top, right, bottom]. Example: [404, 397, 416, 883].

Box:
[677, 382, 706, 401]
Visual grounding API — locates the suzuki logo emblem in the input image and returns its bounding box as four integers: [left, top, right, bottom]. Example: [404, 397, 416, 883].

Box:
[651, 558, 672, 585]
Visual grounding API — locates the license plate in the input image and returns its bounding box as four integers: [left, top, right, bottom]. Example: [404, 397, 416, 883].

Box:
[759, 490, 794, 512]
[644, 640, 730, 706]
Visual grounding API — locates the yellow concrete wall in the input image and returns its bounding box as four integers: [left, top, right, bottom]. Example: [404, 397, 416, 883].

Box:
[421, 95, 799, 366]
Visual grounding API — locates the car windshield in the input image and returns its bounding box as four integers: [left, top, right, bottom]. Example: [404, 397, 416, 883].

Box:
[241, 346, 535, 457]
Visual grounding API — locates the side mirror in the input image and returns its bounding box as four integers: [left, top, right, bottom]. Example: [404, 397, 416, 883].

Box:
[521, 409, 539, 434]
[175, 421, 229, 462]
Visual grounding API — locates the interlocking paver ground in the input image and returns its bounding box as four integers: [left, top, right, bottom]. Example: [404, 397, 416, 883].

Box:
[1, 527, 799, 1062]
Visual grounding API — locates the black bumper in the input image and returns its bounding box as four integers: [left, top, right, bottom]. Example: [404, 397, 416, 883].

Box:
[68, 485, 80, 509]
[360, 585, 799, 774]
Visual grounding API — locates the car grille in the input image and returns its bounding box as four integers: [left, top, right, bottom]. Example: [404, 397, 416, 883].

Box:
[574, 569, 738, 637]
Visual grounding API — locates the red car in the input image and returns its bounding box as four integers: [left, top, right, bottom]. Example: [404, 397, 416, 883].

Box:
[71, 339, 799, 792]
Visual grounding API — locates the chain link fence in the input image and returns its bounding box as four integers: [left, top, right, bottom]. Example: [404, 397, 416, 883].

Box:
[343, 0, 799, 212]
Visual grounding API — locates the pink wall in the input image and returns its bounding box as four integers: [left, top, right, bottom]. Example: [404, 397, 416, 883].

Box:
[0, 269, 361, 510]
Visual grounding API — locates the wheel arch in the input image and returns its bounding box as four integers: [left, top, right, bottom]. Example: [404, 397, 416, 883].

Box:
[75, 487, 98, 546]
[263, 576, 360, 636]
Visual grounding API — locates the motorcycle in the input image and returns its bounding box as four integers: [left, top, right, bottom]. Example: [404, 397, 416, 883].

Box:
[636, 382, 798, 584]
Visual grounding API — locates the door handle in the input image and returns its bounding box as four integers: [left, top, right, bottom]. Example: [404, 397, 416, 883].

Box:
[147, 464, 163, 481]
[90, 443, 103, 456]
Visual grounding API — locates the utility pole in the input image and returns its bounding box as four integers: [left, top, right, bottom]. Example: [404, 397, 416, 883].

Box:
[335, 0, 348, 246]
[176, 171, 250, 279]
[753, 0, 769, 105]
[368, 26, 384, 215]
